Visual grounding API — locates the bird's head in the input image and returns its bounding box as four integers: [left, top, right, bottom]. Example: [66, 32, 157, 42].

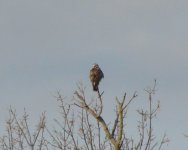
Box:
[92, 63, 99, 68]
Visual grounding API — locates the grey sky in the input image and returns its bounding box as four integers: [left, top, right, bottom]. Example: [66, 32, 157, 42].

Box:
[0, 0, 188, 149]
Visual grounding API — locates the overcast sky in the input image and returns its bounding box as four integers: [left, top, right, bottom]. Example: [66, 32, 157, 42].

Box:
[0, 0, 188, 149]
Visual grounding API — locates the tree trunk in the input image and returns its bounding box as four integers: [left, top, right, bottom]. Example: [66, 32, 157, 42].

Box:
[114, 144, 120, 150]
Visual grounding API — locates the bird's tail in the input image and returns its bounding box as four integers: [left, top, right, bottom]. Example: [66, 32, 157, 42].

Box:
[92, 83, 98, 91]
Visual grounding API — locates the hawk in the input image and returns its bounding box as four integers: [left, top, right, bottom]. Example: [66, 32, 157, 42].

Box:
[89, 64, 104, 91]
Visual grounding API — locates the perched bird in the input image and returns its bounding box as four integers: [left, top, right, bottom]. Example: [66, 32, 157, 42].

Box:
[89, 64, 104, 91]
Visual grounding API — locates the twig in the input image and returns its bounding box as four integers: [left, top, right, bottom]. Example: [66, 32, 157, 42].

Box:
[97, 89, 104, 116]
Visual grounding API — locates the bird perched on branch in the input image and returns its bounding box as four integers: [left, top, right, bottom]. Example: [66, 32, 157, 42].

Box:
[89, 64, 104, 91]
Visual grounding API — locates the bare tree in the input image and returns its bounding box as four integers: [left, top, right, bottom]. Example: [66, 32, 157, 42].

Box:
[73, 80, 169, 150]
[0, 80, 169, 150]
[0, 108, 46, 150]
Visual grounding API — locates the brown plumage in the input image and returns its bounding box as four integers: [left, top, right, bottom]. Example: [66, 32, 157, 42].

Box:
[89, 64, 104, 91]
